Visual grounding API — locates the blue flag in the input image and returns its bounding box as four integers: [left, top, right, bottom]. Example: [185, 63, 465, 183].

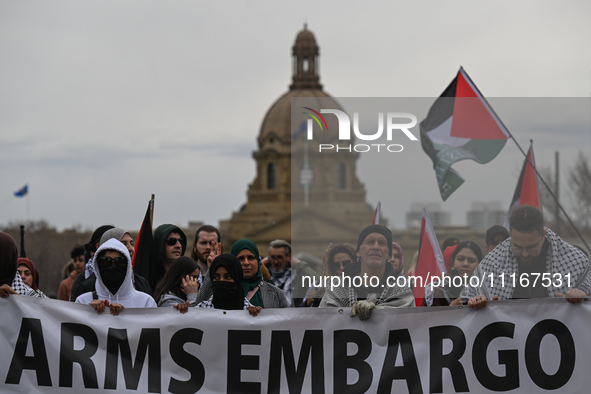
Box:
[14, 185, 28, 197]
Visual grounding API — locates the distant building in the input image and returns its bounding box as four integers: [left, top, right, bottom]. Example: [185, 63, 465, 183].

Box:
[219, 26, 376, 258]
[406, 202, 451, 228]
[466, 201, 506, 229]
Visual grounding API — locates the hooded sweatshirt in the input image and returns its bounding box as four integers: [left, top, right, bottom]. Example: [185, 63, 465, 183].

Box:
[150, 224, 187, 291]
[75, 239, 156, 308]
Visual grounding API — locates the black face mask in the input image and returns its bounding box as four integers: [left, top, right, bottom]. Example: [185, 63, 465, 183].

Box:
[212, 281, 238, 299]
[99, 262, 127, 295]
[211, 280, 244, 310]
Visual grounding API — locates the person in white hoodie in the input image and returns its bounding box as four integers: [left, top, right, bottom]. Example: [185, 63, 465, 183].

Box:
[75, 238, 156, 314]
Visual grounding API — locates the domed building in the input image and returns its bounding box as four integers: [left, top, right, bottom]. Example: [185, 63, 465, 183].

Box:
[220, 26, 377, 258]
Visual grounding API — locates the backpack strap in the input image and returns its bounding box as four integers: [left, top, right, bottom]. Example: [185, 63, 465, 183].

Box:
[246, 283, 263, 301]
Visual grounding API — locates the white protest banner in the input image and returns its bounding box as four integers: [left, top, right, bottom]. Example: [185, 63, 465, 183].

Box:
[1, 295, 589, 393]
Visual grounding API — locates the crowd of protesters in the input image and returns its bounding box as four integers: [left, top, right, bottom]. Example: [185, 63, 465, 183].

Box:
[1, 205, 590, 320]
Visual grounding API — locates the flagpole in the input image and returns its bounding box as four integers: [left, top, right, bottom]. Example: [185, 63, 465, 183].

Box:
[150, 194, 155, 230]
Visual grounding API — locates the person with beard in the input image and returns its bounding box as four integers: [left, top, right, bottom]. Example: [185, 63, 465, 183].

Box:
[267, 239, 318, 306]
[75, 239, 156, 315]
[0, 232, 44, 298]
[194, 254, 261, 316]
[191, 225, 221, 275]
[319, 225, 415, 320]
[465, 205, 591, 309]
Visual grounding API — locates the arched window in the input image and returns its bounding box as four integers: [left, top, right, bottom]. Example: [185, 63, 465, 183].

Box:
[337, 163, 346, 189]
[267, 163, 276, 190]
[303, 57, 309, 73]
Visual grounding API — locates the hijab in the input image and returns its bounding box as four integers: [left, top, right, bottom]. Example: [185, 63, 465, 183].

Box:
[231, 239, 264, 307]
[209, 254, 245, 310]
[0, 232, 18, 286]
[17, 257, 38, 290]
[391, 242, 404, 277]
[99, 228, 128, 245]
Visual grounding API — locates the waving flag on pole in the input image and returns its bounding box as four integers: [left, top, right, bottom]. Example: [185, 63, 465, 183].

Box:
[413, 209, 446, 307]
[373, 201, 381, 224]
[14, 185, 28, 197]
[504, 142, 541, 228]
[420, 67, 510, 200]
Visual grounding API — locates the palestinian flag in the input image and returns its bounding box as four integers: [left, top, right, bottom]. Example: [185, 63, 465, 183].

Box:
[413, 209, 446, 307]
[420, 67, 510, 200]
[504, 143, 541, 227]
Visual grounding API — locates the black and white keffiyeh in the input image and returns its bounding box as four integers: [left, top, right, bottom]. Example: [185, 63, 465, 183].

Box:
[322, 282, 414, 308]
[320, 262, 414, 308]
[462, 228, 591, 300]
[270, 268, 292, 304]
[11, 272, 42, 297]
[196, 295, 253, 310]
[84, 257, 95, 278]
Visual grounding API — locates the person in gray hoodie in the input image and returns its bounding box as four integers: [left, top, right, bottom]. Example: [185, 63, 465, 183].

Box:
[154, 256, 201, 308]
[75, 238, 156, 314]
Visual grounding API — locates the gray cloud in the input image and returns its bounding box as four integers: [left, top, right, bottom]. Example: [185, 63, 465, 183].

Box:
[1, 1, 590, 231]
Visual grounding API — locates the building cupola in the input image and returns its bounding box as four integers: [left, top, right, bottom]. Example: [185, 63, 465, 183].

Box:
[290, 24, 322, 90]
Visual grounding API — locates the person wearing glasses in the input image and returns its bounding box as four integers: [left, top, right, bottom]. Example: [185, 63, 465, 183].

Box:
[300, 244, 357, 307]
[465, 205, 591, 309]
[320, 225, 415, 320]
[150, 224, 187, 291]
[267, 239, 318, 307]
[75, 239, 157, 314]
[70, 227, 153, 301]
[484, 225, 510, 254]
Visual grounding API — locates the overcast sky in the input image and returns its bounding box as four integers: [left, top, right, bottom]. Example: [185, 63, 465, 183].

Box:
[1, 1, 590, 232]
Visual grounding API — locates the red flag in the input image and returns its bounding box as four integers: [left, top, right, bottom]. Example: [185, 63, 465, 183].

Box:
[413, 209, 446, 306]
[505, 143, 541, 227]
[132, 200, 155, 289]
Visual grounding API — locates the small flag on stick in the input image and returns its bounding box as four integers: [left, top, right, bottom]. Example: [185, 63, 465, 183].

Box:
[413, 209, 446, 307]
[504, 142, 541, 228]
[373, 201, 381, 225]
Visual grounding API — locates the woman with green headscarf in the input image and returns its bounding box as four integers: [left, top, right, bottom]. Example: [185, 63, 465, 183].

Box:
[231, 239, 289, 309]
